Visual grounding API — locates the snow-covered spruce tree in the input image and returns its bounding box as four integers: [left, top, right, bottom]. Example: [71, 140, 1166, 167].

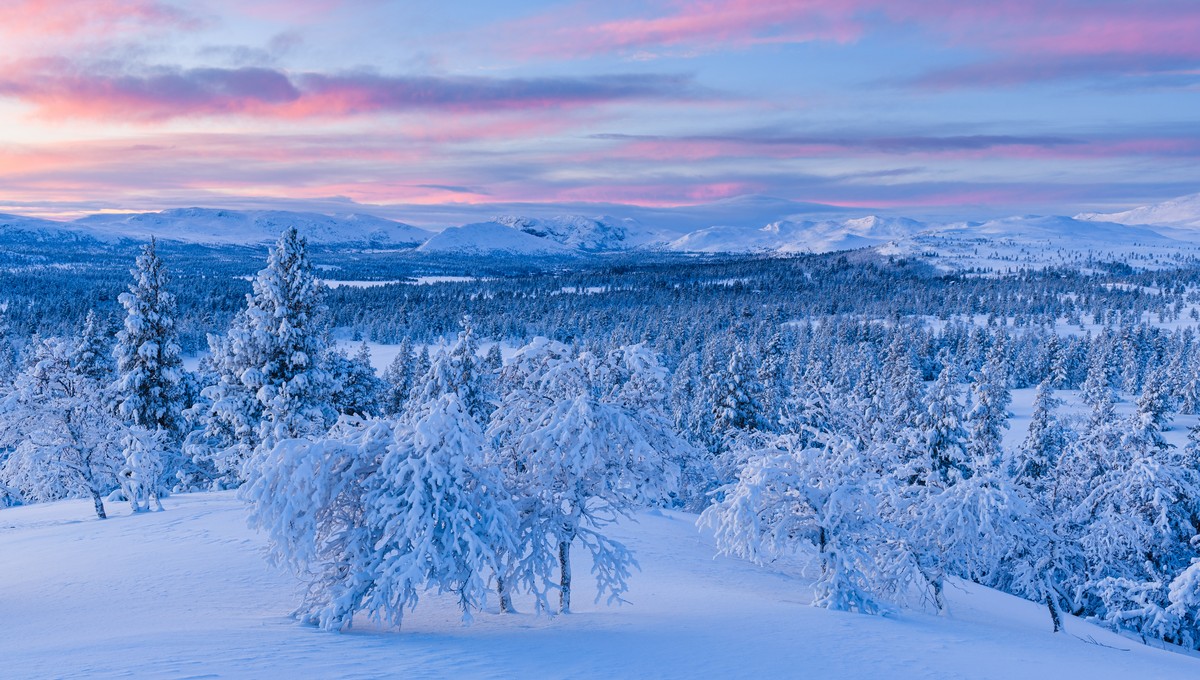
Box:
[245, 395, 518, 632]
[0, 334, 125, 518]
[487, 338, 681, 613]
[709, 339, 763, 482]
[73, 310, 114, 385]
[381, 336, 416, 417]
[113, 238, 185, 502]
[185, 317, 267, 487]
[1011, 378, 1067, 497]
[114, 238, 185, 435]
[914, 359, 969, 487]
[328, 342, 384, 418]
[964, 341, 1011, 469]
[192, 227, 334, 486]
[412, 316, 492, 423]
[244, 227, 335, 455]
[1002, 376, 1084, 631]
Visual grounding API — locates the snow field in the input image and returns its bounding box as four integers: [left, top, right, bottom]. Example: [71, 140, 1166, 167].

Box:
[2, 492, 1199, 679]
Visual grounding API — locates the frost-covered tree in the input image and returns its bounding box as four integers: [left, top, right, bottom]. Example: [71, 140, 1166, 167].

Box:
[1078, 369, 1200, 636]
[413, 317, 491, 423]
[119, 426, 167, 513]
[0, 335, 125, 518]
[702, 431, 912, 614]
[245, 395, 518, 632]
[243, 227, 334, 453]
[488, 338, 682, 613]
[363, 394, 517, 627]
[73, 310, 114, 385]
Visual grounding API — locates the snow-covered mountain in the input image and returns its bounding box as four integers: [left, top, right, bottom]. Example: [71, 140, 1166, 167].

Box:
[417, 221, 573, 256]
[7, 192, 1200, 262]
[1077, 192, 1200, 229]
[71, 208, 433, 246]
[666, 215, 926, 254]
[0, 213, 99, 243]
[492, 214, 643, 251]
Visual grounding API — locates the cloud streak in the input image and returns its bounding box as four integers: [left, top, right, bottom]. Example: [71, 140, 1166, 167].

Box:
[0, 60, 704, 121]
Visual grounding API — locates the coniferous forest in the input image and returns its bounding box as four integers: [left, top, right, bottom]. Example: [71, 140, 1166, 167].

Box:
[4, 229, 1200, 651]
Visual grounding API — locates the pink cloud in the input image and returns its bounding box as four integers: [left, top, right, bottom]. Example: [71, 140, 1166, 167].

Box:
[0, 0, 198, 39]
[0, 60, 701, 121]
[513, 0, 862, 58]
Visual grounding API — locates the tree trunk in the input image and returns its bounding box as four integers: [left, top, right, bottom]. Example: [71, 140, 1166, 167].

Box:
[92, 491, 107, 520]
[1046, 595, 1063, 633]
[497, 576, 513, 614]
[559, 539, 572, 614]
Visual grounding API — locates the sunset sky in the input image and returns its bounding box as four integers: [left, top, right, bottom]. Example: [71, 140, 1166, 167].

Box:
[2, 0, 1200, 221]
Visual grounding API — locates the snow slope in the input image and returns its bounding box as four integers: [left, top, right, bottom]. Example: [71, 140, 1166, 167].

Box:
[1, 493, 1197, 679]
[417, 221, 572, 256]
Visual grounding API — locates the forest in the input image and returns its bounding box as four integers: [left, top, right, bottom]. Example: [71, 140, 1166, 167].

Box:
[2, 228, 1200, 649]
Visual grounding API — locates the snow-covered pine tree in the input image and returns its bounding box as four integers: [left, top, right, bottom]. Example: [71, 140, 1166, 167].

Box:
[412, 316, 491, 423]
[1011, 378, 1067, 497]
[73, 310, 114, 385]
[964, 341, 1011, 470]
[916, 360, 970, 486]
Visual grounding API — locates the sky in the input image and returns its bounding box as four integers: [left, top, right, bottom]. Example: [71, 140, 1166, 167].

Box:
[2, 0, 1200, 223]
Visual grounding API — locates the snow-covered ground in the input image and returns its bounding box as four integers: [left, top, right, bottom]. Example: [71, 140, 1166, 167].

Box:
[2, 492, 1198, 679]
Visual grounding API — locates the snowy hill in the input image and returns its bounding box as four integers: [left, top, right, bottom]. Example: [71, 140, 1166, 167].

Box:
[0, 213, 103, 243]
[666, 215, 926, 254]
[71, 208, 433, 246]
[1077, 192, 1200, 229]
[492, 215, 654, 251]
[417, 221, 573, 256]
[1, 492, 1197, 679]
[878, 215, 1200, 270]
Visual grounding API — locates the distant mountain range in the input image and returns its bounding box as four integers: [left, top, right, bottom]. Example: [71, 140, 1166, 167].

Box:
[4, 193, 1200, 266]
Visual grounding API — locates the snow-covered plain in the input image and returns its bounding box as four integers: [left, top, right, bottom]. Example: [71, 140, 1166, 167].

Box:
[2, 490, 1198, 679]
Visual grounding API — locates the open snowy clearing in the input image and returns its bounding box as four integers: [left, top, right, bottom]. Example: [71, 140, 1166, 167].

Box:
[2, 493, 1198, 679]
